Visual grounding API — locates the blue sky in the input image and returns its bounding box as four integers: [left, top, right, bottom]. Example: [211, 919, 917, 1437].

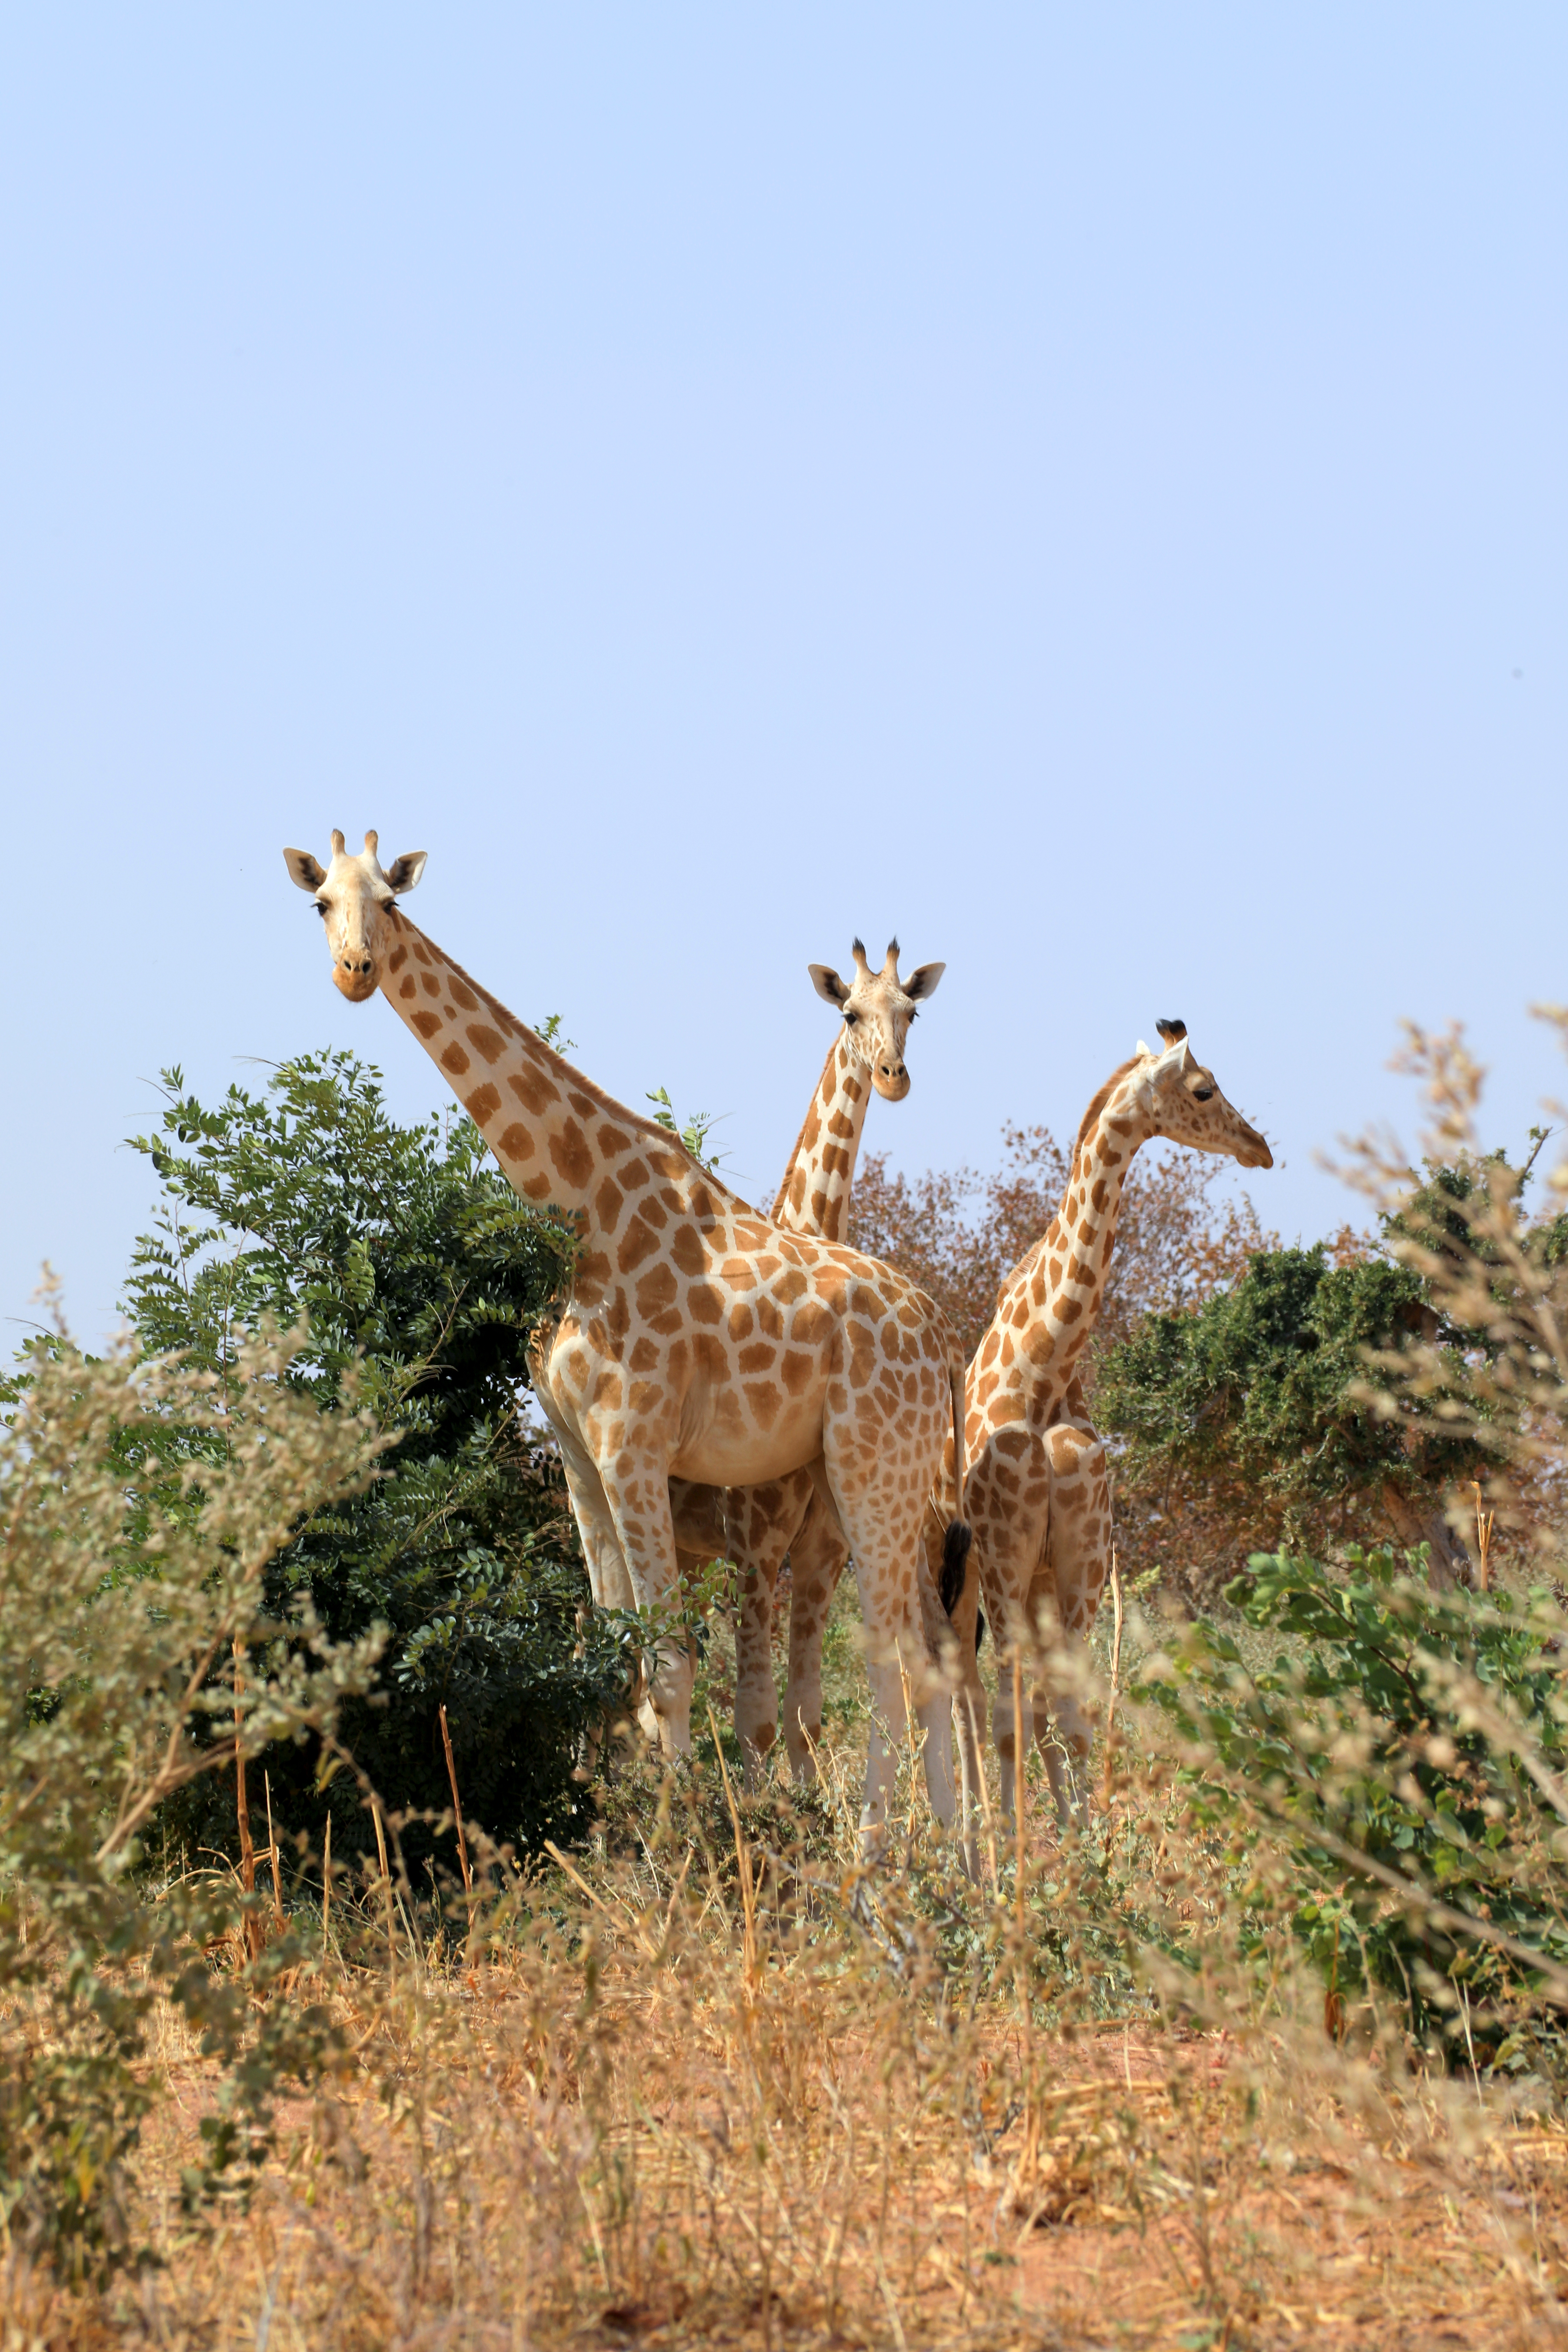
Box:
[1, 7, 1563, 1340]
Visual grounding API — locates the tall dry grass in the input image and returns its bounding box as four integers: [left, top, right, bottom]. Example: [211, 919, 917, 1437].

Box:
[8, 1625, 1568, 2352]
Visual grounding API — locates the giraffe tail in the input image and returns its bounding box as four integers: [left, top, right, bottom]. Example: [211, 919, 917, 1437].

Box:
[938, 1358, 972, 1617]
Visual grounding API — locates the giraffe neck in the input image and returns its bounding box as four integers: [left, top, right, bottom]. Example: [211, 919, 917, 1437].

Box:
[770, 1034, 872, 1244]
[996, 1068, 1151, 1410]
[380, 912, 737, 1233]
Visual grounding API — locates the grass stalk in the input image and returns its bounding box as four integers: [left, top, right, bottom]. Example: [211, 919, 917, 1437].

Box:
[264, 1769, 285, 1931]
[438, 1702, 474, 1899]
[371, 1798, 396, 1971]
[1103, 1550, 1124, 1802]
[233, 1638, 263, 1963]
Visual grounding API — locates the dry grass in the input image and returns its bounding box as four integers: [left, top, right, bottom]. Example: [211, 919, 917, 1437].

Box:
[8, 1670, 1568, 2352]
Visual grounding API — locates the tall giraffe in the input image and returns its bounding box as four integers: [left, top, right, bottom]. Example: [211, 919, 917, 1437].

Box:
[667, 940, 946, 1782]
[284, 833, 972, 1840]
[931, 1021, 1273, 1825]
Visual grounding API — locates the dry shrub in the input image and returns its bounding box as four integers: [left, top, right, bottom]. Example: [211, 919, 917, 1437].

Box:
[1343, 1011, 1568, 1578]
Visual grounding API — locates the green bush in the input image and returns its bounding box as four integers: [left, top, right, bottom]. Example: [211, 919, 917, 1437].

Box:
[0, 1323, 383, 2276]
[124, 1050, 637, 1870]
[1099, 1239, 1490, 1577]
[1138, 1547, 1568, 2066]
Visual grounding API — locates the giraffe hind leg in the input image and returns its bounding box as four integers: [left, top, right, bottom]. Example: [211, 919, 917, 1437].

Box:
[729, 1482, 804, 1789]
[781, 1487, 849, 1780]
[1030, 1427, 1113, 1828]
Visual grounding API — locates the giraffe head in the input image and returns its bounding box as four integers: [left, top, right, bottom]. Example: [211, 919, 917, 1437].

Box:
[283, 830, 428, 1001]
[807, 937, 945, 1102]
[1132, 1017, 1273, 1169]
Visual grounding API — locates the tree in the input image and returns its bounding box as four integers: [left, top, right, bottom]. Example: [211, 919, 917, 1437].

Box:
[124, 1050, 637, 1869]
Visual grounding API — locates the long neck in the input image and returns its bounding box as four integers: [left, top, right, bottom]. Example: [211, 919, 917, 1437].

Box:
[380, 912, 737, 1230]
[770, 1034, 873, 1243]
[994, 1067, 1150, 1404]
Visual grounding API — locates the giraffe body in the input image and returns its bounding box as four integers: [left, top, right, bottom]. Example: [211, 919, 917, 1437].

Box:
[929, 1022, 1273, 1826]
[669, 941, 946, 1784]
[284, 836, 968, 1841]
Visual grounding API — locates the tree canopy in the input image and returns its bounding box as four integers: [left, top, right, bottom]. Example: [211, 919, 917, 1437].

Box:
[124, 1049, 637, 1867]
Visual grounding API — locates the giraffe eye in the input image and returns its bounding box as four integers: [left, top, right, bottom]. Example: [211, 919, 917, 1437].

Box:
[842, 1009, 859, 1027]
[314, 899, 328, 918]
[1193, 1086, 1213, 1102]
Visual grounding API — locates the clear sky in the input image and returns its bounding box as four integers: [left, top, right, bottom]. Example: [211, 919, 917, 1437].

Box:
[1, 7, 1563, 1342]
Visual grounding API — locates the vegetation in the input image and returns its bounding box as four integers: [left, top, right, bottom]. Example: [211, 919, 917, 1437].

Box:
[6, 1014, 1568, 2344]
[123, 1051, 637, 1870]
[0, 1323, 383, 2275]
[1097, 1241, 1489, 1584]
[1141, 1544, 1568, 2067]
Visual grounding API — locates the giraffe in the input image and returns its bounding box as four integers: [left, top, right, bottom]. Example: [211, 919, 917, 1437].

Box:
[283, 832, 973, 1842]
[667, 939, 946, 1784]
[929, 1020, 1273, 1827]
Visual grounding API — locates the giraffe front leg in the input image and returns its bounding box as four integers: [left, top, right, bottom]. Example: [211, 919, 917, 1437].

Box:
[553, 1424, 661, 1744]
[600, 1466, 693, 1762]
[1031, 1426, 1113, 1829]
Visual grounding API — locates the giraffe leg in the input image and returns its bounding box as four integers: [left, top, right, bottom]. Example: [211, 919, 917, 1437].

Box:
[597, 1468, 693, 1760]
[965, 1437, 1052, 1832]
[554, 1426, 663, 1742]
[780, 1488, 848, 1779]
[1030, 1427, 1113, 1829]
[934, 1513, 985, 1881]
[729, 1483, 802, 1789]
[829, 1492, 956, 1850]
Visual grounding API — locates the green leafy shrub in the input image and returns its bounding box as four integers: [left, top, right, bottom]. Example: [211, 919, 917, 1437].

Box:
[0, 1322, 383, 2276]
[124, 1051, 637, 1869]
[1137, 1547, 1568, 2066]
[1099, 1239, 1490, 1583]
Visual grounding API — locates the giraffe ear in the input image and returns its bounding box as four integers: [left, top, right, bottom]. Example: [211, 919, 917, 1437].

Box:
[810, 964, 850, 1007]
[904, 961, 946, 1002]
[383, 851, 427, 895]
[285, 848, 327, 891]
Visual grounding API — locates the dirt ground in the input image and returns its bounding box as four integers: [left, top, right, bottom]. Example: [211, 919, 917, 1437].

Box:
[9, 1964, 1567, 2352]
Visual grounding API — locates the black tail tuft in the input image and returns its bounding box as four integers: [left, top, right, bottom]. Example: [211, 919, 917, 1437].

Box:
[938, 1520, 972, 1616]
[975, 1609, 986, 1655]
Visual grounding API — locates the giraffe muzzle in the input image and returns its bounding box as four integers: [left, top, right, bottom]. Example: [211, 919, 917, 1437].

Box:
[873, 1058, 910, 1102]
[334, 953, 379, 1003]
